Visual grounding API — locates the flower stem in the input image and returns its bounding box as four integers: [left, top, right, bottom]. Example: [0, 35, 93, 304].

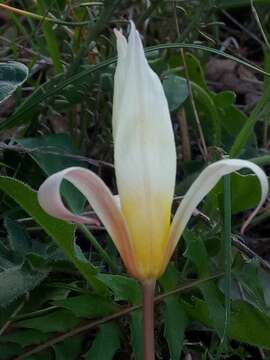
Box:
[78, 224, 119, 273]
[142, 280, 156, 360]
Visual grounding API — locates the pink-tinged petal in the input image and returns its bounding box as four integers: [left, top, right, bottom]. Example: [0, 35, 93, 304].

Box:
[38, 167, 139, 278]
[161, 159, 268, 272]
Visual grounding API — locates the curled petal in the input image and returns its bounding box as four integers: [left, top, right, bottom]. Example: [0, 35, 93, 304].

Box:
[113, 21, 176, 279]
[38, 167, 138, 278]
[162, 159, 268, 271]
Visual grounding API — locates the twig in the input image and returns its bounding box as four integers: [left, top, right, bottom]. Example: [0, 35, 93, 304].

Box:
[222, 10, 263, 46]
[0, 3, 94, 27]
[0, 143, 113, 168]
[137, 0, 162, 27]
[0, 36, 52, 64]
[232, 235, 270, 273]
[68, 0, 121, 74]
[177, 108, 191, 161]
[173, 3, 208, 160]
[13, 274, 222, 360]
[250, 0, 270, 50]
[0, 300, 25, 336]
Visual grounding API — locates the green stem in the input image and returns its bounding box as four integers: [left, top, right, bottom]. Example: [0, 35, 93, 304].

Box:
[68, 0, 121, 74]
[137, 0, 162, 26]
[263, 114, 269, 148]
[0, 3, 93, 26]
[250, 154, 270, 166]
[229, 83, 270, 157]
[78, 224, 118, 273]
[13, 306, 58, 321]
[143, 280, 156, 360]
[218, 175, 232, 358]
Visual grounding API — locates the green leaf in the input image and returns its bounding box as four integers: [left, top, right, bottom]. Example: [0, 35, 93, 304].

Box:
[97, 275, 143, 359]
[214, 91, 236, 107]
[27, 350, 54, 360]
[159, 263, 181, 290]
[0, 343, 21, 359]
[17, 309, 80, 333]
[0, 329, 48, 347]
[130, 310, 143, 360]
[184, 231, 225, 337]
[215, 0, 270, 8]
[160, 264, 187, 360]
[176, 52, 208, 91]
[54, 337, 83, 360]
[36, 0, 63, 73]
[163, 75, 188, 111]
[2, 61, 112, 131]
[0, 267, 47, 307]
[3, 43, 267, 131]
[84, 322, 120, 360]
[215, 172, 270, 214]
[213, 91, 256, 152]
[191, 82, 221, 146]
[184, 231, 209, 277]
[234, 259, 266, 310]
[0, 234, 23, 270]
[184, 298, 270, 349]
[97, 274, 142, 304]
[230, 84, 270, 157]
[53, 294, 117, 318]
[0, 62, 28, 104]
[0, 176, 103, 292]
[17, 134, 84, 175]
[17, 134, 86, 213]
[163, 297, 187, 360]
[4, 217, 32, 254]
[230, 172, 267, 213]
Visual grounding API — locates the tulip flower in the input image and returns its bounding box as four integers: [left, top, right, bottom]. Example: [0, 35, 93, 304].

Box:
[38, 22, 268, 360]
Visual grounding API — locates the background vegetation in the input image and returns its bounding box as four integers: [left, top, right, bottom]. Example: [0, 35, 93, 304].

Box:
[1, 0, 270, 359]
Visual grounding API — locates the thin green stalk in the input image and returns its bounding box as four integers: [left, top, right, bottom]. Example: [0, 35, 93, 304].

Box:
[250, 154, 270, 166]
[229, 83, 270, 157]
[216, 0, 270, 8]
[146, 43, 270, 77]
[217, 175, 232, 358]
[263, 113, 269, 148]
[173, 2, 208, 160]
[0, 3, 94, 27]
[263, 49, 270, 147]
[68, 0, 121, 74]
[137, 0, 162, 26]
[78, 224, 118, 273]
[0, 300, 25, 336]
[13, 306, 58, 322]
[251, 0, 270, 50]
[36, 0, 63, 73]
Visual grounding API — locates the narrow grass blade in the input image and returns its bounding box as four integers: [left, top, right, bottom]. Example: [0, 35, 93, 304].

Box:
[217, 174, 232, 358]
[36, 0, 63, 73]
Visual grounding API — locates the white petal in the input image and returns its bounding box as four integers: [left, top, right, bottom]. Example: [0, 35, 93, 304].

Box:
[112, 29, 128, 138]
[113, 21, 176, 278]
[164, 159, 268, 267]
[38, 167, 139, 278]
